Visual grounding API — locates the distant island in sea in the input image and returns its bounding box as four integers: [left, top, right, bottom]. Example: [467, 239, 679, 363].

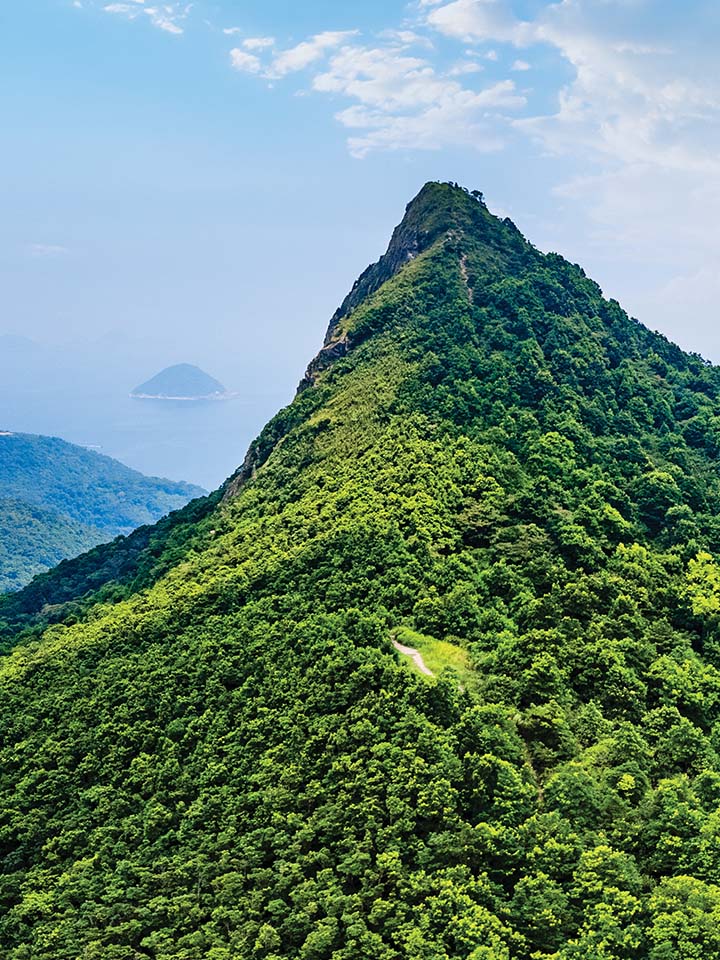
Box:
[131, 363, 233, 401]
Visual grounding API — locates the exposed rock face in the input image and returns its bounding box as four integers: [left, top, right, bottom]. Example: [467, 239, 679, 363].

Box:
[297, 335, 350, 393]
[298, 182, 483, 394]
[222, 443, 260, 500]
[322, 182, 463, 345]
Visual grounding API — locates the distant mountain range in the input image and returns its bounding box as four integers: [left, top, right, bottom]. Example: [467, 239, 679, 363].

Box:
[0, 431, 205, 591]
[131, 363, 230, 400]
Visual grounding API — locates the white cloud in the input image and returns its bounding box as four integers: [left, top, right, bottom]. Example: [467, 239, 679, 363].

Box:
[313, 44, 523, 156]
[102, 0, 188, 33]
[243, 36, 275, 51]
[427, 0, 535, 46]
[425, 0, 720, 172]
[377, 28, 433, 48]
[267, 31, 358, 79]
[613, 41, 672, 56]
[448, 60, 484, 75]
[145, 7, 184, 34]
[422, 0, 720, 187]
[340, 105, 505, 158]
[230, 48, 261, 73]
[315, 46, 523, 114]
[104, 3, 140, 16]
[222, 15, 526, 158]
[512, 59, 530, 71]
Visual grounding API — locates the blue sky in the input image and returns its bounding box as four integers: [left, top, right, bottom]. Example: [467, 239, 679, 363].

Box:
[2, 0, 719, 398]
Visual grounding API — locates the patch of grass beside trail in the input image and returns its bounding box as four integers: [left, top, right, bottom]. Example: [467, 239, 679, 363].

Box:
[392, 625, 478, 690]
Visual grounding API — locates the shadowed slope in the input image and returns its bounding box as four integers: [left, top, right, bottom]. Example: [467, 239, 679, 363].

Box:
[0, 432, 204, 593]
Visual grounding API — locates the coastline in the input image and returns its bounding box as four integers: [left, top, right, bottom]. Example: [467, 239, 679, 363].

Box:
[129, 392, 237, 402]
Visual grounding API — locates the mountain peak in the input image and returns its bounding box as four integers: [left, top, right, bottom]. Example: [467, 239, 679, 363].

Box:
[398, 179, 489, 235]
[324, 181, 528, 344]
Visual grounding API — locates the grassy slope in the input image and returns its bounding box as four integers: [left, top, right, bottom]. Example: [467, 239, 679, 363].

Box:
[392, 626, 476, 684]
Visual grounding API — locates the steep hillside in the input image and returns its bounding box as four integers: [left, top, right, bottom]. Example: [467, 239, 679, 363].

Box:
[0, 432, 205, 590]
[3, 182, 720, 958]
[0, 498, 102, 592]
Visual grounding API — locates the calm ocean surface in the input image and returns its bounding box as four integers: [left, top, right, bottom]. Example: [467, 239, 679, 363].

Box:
[0, 347, 290, 490]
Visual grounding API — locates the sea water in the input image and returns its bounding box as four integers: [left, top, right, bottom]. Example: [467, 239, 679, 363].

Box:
[0, 347, 289, 491]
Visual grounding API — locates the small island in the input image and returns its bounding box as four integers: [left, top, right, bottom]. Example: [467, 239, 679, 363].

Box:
[130, 363, 231, 401]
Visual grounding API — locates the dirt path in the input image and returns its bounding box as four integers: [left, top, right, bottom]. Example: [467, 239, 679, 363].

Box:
[392, 638, 434, 677]
[460, 254, 474, 304]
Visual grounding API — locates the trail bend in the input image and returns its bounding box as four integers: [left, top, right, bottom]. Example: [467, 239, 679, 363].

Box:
[392, 638, 434, 677]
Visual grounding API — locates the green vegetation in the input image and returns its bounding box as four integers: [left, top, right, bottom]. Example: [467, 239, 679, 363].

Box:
[3, 182, 720, 957]
[0, 497, 101, 592]
[392, 626, 476, 688]
[0, 432, 204, 590]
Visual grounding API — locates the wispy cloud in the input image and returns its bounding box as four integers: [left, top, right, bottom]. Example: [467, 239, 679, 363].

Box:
[230, 48, 262, 74]
[266, 31, 358, 79]
[228, 26, 524, 158]
[28, 243, 71, 258]
[102, 0, 189, 34]
[448, 60, 483, 75]
[315, 45, 524, 157]
[223, 30, 275, 49]
[242, 36, 275, 51]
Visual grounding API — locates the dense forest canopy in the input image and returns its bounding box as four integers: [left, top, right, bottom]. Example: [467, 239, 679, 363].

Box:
[0, 432, 204, 591]
[0, 496, 102, 593]
[3, 182, 720, 958]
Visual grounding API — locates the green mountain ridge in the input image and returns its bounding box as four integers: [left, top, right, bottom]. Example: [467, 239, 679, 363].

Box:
[0, 432, 205, 591]
[3, 182, 720, 957]
[0, 497, 103, 593]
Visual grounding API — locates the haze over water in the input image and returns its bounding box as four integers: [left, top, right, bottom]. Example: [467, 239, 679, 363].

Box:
[0, 338, 290, 491]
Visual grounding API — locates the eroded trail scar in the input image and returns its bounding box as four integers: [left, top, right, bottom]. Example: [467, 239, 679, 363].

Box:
[460, 253, 474, 304]
[392, 639, 434, 677]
